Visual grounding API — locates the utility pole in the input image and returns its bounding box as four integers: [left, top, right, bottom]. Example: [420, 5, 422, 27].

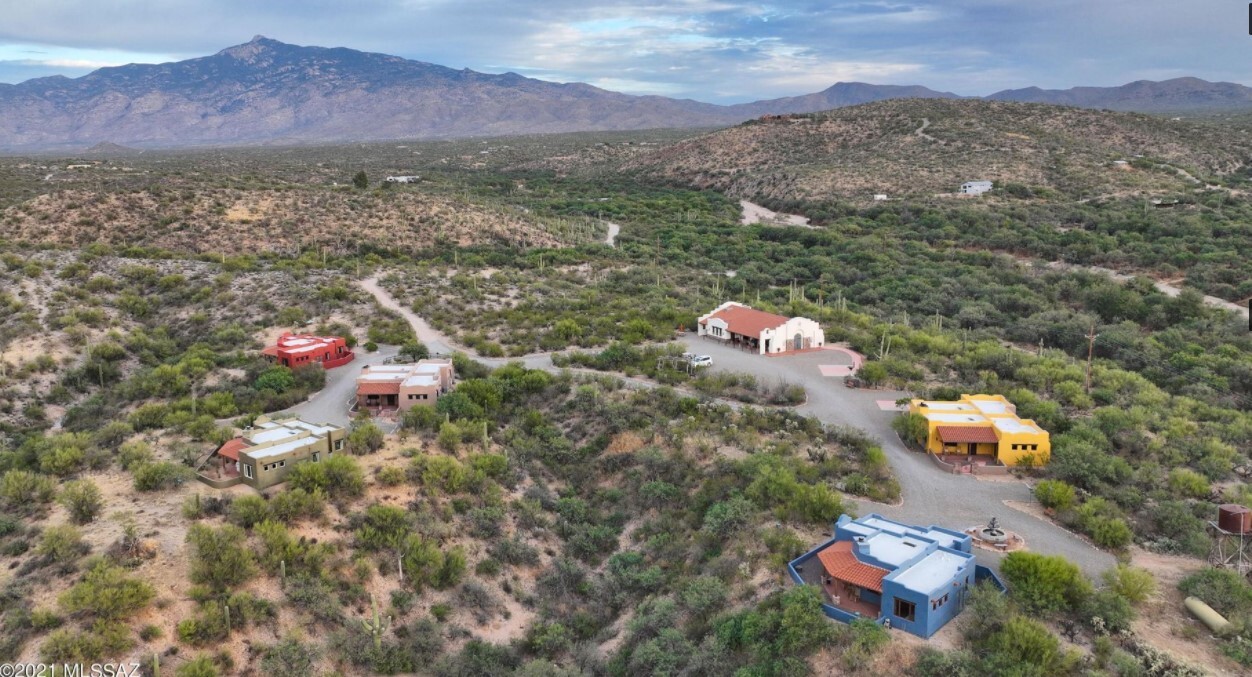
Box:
[1085, 324, 1098, 394]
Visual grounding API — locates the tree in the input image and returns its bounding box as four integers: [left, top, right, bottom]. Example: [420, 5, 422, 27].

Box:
[400, 340, 430, 361]
[858, 361, 888, 386]
[348, 419, 385, 455]
[352, 171, 369, 189]
[1000, 552, 1091, 615]
[58, 479, 103, 524]
[254, 366, 295, 393]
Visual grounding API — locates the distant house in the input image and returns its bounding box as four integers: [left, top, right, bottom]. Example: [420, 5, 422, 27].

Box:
[959, 181, 993, 196]
[873, 194, 889, 201]
[385, 175, 421, 183]
[788, 514, 998, 638]
[262, 333, 355, 370]
[908, 394, 1050, 467]
[696, 301, 824, 355]
[202, 414, 345, 490]
[355, 359, 455, 411]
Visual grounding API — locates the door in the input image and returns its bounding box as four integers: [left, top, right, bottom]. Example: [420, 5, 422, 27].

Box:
[793, 333, 803, 350]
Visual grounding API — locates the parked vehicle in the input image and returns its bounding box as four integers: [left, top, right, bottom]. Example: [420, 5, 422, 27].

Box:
[690, 355, 713, 367]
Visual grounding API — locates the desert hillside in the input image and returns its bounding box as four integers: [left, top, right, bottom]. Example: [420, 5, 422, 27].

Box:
[622, 98, 1252, 201]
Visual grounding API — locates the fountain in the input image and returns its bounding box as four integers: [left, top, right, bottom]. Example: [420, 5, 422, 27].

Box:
[967, 516, 1022, 551]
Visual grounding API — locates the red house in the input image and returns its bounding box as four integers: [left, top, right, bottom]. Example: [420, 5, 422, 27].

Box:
[262, 333, 355, 369]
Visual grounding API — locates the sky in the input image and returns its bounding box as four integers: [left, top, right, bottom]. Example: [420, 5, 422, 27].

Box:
[0, 1, 1248, 103]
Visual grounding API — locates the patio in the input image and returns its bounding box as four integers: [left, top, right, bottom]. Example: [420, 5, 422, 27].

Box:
[795, 555, 881, 619]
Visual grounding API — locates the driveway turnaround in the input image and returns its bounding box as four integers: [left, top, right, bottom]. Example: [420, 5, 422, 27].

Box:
[288, 344, 398, 428]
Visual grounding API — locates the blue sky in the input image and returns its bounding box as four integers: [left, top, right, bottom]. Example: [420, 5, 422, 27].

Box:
[0, 1, 1247, 103]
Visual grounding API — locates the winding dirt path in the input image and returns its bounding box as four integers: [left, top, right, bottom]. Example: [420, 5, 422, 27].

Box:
[603, 220, 621, 247]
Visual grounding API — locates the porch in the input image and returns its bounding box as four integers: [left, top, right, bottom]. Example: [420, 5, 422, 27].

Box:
[795, 553, 882, 619]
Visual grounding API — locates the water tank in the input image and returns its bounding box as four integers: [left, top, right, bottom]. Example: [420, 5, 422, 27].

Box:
[1218, 504, 1252, 534]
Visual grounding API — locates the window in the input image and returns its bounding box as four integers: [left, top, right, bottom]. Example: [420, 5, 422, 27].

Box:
[334, 440, 344, 451]
[893, 598, 916, 622]
[243, 464, 253, 479]
[279, 460, 285, 468]
[312, 453, 319, 463]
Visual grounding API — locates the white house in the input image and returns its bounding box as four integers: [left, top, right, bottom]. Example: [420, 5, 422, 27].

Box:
[385, 175, 421, 184]
[959, 181, 993, 196]
[873, 194, 889, 201]
[697, 301, 824, 355]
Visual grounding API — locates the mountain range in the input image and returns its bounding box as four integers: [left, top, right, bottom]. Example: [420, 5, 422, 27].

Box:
[1, 36, 1250, 150]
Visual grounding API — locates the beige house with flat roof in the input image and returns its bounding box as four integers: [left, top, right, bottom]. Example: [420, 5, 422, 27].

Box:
[203, 414, 345, 490]
[356, 359, 455, 411]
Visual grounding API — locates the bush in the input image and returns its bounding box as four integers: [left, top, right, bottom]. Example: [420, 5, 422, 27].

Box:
[132, 461, 193, 491]
[226, 495, 271, 529]
[1, 470, 57, 506]
[982, 616, 1068, 673]
[1033, 480, 1076, 512]
[287, 455, 364, 499]
[1178, 568, 1252, 617]
[60, 558, 155, 620]
[1000, 552, 1091, 615]
[58, 480, 103, 524]
[174, 656, 219, 677]
[348, 419, 385, 455]
[186, 524, 254, 591]
[267, 488, 325, 523]
[260, 636, 319, 674]
[38, 524, 87, 565]
[1102, 565, 1156, 605]
[40, 622, 132, 664]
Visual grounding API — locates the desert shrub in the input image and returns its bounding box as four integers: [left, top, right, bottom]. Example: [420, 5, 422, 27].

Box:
[1000, 552, 1091, 615]
[287, 455, 364, 499]
[459, 580, 501, 624]
[348, 419, 385, 455]
[1, 470, 56, 506]
[489, 537, 540, 567]
[1033, 480, 1076, 512]
[700, 495, 756, 537]
[356, 504, 413, 551]
[267, 487, 325, 522]
[186, 524, 254, 591]
[132, 461, 193, 491]
[226, 494, 271, 529]
[38, 524, 88, 565]
[376, 466, 406, 486]
[59, 558, 155, 620]
[260, 636, 320, 675]
[1178, 568, 1252, 617]
[174, 656, 219, 677]
[40, 622, 131, 664]
[57, 480, 103, 524]
[117, 440, 155, 469]
[1102, 565, 1156, 606]
[982, 616, 1071, 674]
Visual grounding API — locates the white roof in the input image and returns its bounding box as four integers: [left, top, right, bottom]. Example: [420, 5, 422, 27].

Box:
[402, 374, 439, 387]
[992, 418, 1043, 434]
[969, 400, 1009, 415]
[919, 402, 975, 411]
[892, 550, 970, 593]
[247, 437, 320, 460]
[360, 372, 408, 382]
[413, 363, 444, 374]
[249, 427, 300, 444]
[924, 413, 988, 423]
[862, 532, 929, 567]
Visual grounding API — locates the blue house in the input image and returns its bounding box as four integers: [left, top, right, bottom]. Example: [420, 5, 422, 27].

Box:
[788, 514, 1002, 638]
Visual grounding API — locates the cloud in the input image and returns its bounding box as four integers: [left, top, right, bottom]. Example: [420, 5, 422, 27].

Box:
[0, 1, 1245, 101]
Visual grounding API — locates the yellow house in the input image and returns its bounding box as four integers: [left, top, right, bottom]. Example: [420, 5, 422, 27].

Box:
[907, 394, 1050, 467]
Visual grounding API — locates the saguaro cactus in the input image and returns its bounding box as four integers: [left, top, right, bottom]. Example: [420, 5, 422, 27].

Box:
[362, 593, 391, 651]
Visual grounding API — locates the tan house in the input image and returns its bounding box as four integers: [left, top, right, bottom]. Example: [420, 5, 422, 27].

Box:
[356, 358, 455, 411]
[203, 414, 345, 490]
[697, 301, 824, 355]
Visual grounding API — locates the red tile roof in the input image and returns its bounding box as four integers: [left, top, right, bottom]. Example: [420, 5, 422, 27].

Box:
[216, 437, 248, 462]
[816, 540, 889, 593]
[936, 425, 999, 444]
[357, 382, 400, 396]
[702, 305, 791, 337]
